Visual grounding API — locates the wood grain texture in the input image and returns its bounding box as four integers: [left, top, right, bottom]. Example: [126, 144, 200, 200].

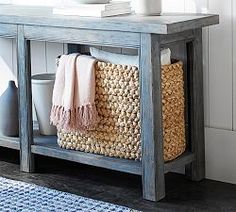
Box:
[164, 152, 195, 174]
[32, 136, 142, 175]
[102, 46, 122, 54]
[185, 29, 205, 181]
[159, 30, 195, 46]
[0, 23, 17, 38]
[0, 5, 219, 34]
[24, 26, 140, 48]
[0, 136, 20, 150]
[121, 48, 138, 55]
[17, 25, 34, 173]
[140, 33, 165, 201]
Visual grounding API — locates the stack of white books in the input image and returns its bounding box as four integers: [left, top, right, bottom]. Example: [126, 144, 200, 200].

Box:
[53, 1, 132, 18]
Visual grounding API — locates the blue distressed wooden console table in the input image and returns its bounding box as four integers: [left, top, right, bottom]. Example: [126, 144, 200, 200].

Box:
[0, 5, 219, 201]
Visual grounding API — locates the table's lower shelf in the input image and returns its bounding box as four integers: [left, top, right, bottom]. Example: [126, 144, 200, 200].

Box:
[33, 135, 142, 175]
[0, 133, 196, 176]
[32, 135, 195, 176]
[0, 136, 20, 150]
[0, 134, 196, 175]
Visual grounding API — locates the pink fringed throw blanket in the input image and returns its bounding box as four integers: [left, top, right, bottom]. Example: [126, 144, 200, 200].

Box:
[50, 54, 99, 132]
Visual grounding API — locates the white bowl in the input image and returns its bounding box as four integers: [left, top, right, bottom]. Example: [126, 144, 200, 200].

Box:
[73, 0, 110, 3]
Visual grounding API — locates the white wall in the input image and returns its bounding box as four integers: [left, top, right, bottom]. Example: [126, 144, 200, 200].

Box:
[0, 0, 236, 184]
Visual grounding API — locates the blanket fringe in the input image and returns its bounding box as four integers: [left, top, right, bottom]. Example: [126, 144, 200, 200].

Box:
[50, 104, 99, 132]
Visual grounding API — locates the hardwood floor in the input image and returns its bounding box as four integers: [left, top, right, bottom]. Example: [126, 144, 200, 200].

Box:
[0, 147, 235, 212]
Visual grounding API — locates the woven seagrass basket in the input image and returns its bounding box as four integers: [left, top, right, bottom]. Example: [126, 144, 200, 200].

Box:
[57, 60, 186, 162]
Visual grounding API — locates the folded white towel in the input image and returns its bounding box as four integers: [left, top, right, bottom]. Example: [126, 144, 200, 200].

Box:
[90, 47, 171, 66]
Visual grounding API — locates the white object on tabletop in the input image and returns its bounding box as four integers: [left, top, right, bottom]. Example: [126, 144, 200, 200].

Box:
[53, 1, 132, 17]
[72, 0, 110, 3]
[134, 0, 162, 15]
[53, 7, 132, 17]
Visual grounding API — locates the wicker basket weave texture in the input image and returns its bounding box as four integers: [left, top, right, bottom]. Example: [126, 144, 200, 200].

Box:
[57, 61, 186, 162]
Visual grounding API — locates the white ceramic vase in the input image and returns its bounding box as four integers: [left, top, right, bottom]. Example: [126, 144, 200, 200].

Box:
[32, 73, 57, 136]
[134, 0, 162, 16]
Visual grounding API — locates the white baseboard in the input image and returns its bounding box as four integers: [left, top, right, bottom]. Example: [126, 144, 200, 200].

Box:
[205, 127, 236, 184]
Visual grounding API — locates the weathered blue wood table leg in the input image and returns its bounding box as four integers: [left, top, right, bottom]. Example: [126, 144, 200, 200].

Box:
[140, 29, 205, 201]
[140, 33, 165, 201]
[185, 29, 205, 180]
[17, 25, 34, 173]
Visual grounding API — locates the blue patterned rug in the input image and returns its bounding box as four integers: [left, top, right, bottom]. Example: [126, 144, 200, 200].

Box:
[0, 176, 138, 212]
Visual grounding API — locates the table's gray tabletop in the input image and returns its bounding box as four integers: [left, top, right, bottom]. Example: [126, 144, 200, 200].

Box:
[0, 5, 219, 34]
